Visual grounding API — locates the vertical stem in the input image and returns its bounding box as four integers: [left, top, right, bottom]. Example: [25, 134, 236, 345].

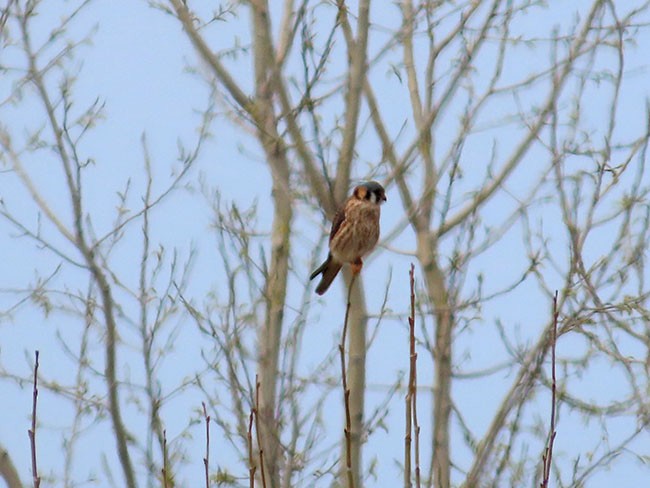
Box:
[408, 266, 422, 488]
[340, 274, 358, 488]
[405, 266, 413, 488]
[417, 233, 452, 488]
[248, 3, 293, 485]
[255, 377, 268, 488]
[248, 410, 256, 488]
[541, 292, 559, 487]
[340, 267, 369, 486]
[405, 394, 412, 488]
[28, 350, 40, 488]
[333, 0, 371, 200]
[202, 403, 210, 488]
[405, 265, 421, 488]
[162, 430, 169, 488]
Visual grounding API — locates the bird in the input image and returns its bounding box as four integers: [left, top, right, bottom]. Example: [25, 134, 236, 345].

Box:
[310, 181, 387, 295]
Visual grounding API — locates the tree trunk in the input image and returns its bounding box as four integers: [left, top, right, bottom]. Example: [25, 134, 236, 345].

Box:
[418, 233, 452, 488]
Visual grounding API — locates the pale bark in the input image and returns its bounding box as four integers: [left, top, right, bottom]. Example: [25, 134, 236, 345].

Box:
[252, 3, 294, 483]
[0, 446, 21, 488]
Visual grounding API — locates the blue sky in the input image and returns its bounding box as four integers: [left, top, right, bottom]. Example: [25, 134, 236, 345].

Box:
[2, 1, 650, 487]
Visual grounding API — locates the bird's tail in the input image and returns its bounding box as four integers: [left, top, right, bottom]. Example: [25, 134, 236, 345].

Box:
[310, 254, 342, 295]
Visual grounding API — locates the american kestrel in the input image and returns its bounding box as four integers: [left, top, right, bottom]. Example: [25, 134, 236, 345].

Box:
[310, 181, 387, 295]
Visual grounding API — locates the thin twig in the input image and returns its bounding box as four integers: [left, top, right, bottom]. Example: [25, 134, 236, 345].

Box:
[248, 408, 256, 488]
[405, 265, 421, 488]
[28, 350, 40, 488]
[254, 377, 267, 488]
[409, 265, 421, 488]
[541, 291, 559, 487]
[405, 386, 412, 487]
[405, 267, 412, 488]
[340, 273, 357, 488]
[0, 0, 16, 35]
[202, 402, 210, 488]
[162, 430, 169, 488]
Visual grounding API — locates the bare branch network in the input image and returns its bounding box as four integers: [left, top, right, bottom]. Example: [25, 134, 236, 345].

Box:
[1, 1, 650, 487]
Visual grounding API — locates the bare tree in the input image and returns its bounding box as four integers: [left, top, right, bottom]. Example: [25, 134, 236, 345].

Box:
[2, 1, 650, 487]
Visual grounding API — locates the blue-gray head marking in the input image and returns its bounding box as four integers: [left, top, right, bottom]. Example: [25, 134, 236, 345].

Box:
[361, 181, 387, 204]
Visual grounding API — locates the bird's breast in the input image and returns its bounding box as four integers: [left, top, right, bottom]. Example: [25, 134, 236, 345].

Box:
[330, 201, 380, 264]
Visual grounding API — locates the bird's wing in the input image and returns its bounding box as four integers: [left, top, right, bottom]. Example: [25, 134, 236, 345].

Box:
[329, 199, 347, 241]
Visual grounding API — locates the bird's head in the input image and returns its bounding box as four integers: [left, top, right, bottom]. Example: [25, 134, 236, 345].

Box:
[353, 181, 387, 205]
